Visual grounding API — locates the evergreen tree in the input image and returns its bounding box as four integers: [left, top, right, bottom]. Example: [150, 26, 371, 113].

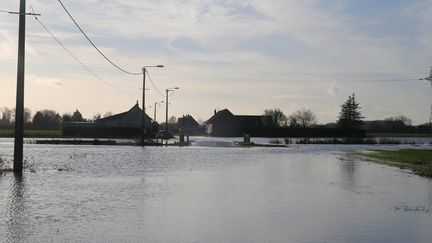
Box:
[337, 93, 364, 131]
[71, 109, 85, 122]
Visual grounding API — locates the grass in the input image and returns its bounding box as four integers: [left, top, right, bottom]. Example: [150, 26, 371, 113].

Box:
[354, 149, 432, 177]
[0, 129, 62, 138]
[367, 132, 432, 138]
[238, 142, 287, 148]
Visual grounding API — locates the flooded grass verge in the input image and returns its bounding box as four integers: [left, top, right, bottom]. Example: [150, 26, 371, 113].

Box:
[237, 142, 287, 147]
[353, 149, 432, 177]
[0, 129, 62, 138]
[367, 132, 432, 138]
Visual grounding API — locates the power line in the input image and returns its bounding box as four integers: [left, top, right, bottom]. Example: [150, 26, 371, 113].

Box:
[164, 76, 420, 83]
[57, 0, 141, 76]
[32, 12, 138, 93]
[146, 70, 165, 97]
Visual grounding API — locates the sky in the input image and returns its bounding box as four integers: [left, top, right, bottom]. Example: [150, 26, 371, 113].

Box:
[1, 0, 432, 124]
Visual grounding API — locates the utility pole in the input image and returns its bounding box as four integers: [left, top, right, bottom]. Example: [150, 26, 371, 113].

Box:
[154, 102, 157, 122]
[141, 67, 146, 145]
[1, 3, 41, 173]
[14, 0, 27, 173]
[420, 66, 432, 127]
[430, 105, 432, 126]
[165, 90, 169, 146]
[141, 65, 163, 145]
[153, 101, 164, 122]
[165, 88, 179, 146]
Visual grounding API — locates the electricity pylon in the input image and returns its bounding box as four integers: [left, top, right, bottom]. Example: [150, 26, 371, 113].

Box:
[420, 67, 432, 125]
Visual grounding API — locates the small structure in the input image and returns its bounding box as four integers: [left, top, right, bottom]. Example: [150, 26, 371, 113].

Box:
[205, 109, 270, 137]
[178, 114, 203, 135]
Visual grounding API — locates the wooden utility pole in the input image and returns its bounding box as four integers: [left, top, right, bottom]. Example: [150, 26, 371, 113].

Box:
[14, 0, 26, 173]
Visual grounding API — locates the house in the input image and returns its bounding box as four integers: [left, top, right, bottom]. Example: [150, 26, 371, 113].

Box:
[204, 109, 270, 137]
[178, 114, 204, 135]
[62, 103, 153, 138]
[96, 103, 152, 129]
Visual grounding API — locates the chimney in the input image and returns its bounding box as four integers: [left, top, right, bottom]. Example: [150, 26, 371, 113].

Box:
[214, 109, 217, 115]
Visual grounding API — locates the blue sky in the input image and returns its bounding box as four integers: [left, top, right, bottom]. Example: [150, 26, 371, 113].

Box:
[1, 0, 432, 124]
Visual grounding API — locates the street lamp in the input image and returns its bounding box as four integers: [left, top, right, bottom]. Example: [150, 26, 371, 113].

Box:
[154, 101, 164, 122]
[141, 65, 163, 144]
[165, 87, 180, 146]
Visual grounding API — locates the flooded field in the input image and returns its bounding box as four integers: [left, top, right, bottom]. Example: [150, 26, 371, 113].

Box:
[1, 138, 432, 242]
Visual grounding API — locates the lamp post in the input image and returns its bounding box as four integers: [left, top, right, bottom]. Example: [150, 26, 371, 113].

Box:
[165, 87, 179, 146]
[141, 65, 163, 144]
[154, 101, 164, 122]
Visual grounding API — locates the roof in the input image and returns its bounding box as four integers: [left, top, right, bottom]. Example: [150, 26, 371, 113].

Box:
[179, 114, 200, 127]
[97, 104, 151, 122]
[205, 109, 235, 124]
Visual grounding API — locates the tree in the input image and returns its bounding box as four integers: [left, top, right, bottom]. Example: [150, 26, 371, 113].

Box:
[169, 116, 177, 125]
[32, 110, 61, 130]
[92, 113, 101, 122]
[103, 112, 112, 118]
[0, 107, 13, 125]
[337, 93, 364, 131]
[71, 109, 85, 122]
[24, 108, 32, 124]
[0, 107, 31, 125]
[385, 116, 412, 126]
[264, 108, 287, 127]
[62, 113, 72, 123]
[288, 109, 318, 128]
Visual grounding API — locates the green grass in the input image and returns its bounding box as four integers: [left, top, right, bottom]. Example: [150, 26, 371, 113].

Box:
[367, 132, 432, 138]
[354, 149, 432, 177]
[238, 142, 287, 148]
[0, 129, 62, 138]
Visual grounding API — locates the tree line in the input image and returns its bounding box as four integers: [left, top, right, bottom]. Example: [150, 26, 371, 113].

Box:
[263, 93, 431, 135]
[0, 108, 113, 130]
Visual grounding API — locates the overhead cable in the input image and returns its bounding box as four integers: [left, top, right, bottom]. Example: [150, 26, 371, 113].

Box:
[57, 0, 141, 76]
[146, 70, 165, 97]
[32, 11, 138, 93]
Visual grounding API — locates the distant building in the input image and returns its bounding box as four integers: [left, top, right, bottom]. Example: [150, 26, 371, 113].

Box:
[63, 103, 153, 138]
[178, 114, 203, 135]
[204, 109, 270, 137]
[96, 103, 152, 129]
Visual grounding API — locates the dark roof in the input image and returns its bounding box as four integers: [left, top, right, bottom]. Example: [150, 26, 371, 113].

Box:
[179, 115, 200, 127]
[97, 104, 151, 122]
[205, 109, 235, 124]
[236, 115, 264, 119]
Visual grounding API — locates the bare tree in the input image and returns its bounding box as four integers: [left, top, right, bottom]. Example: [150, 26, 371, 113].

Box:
[92, 113, 101, 122]
[24, 108, 32, 123]
[264, 108, 287, 127]
[1, 107, 13, 125]
[385, 116, 412, 126]
[288, 109, 318, 128]
[103, 112, 113, 118]
[0, 107, 31, 124]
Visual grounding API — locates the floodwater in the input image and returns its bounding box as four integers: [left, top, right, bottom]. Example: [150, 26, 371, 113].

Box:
[0, 137, 432, 242]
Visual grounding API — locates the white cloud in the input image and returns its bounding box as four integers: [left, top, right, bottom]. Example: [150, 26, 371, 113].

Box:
[0, 0, 430, 123]
[327, 83, 338, 96]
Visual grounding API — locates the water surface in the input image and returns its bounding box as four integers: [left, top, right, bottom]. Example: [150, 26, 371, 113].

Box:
[0, 138, 431, 242]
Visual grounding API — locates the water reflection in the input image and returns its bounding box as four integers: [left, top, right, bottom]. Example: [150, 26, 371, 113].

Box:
[428, 180, 432, 208]
[339, 157, 358, 193]
[6, 174, 28, 243]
